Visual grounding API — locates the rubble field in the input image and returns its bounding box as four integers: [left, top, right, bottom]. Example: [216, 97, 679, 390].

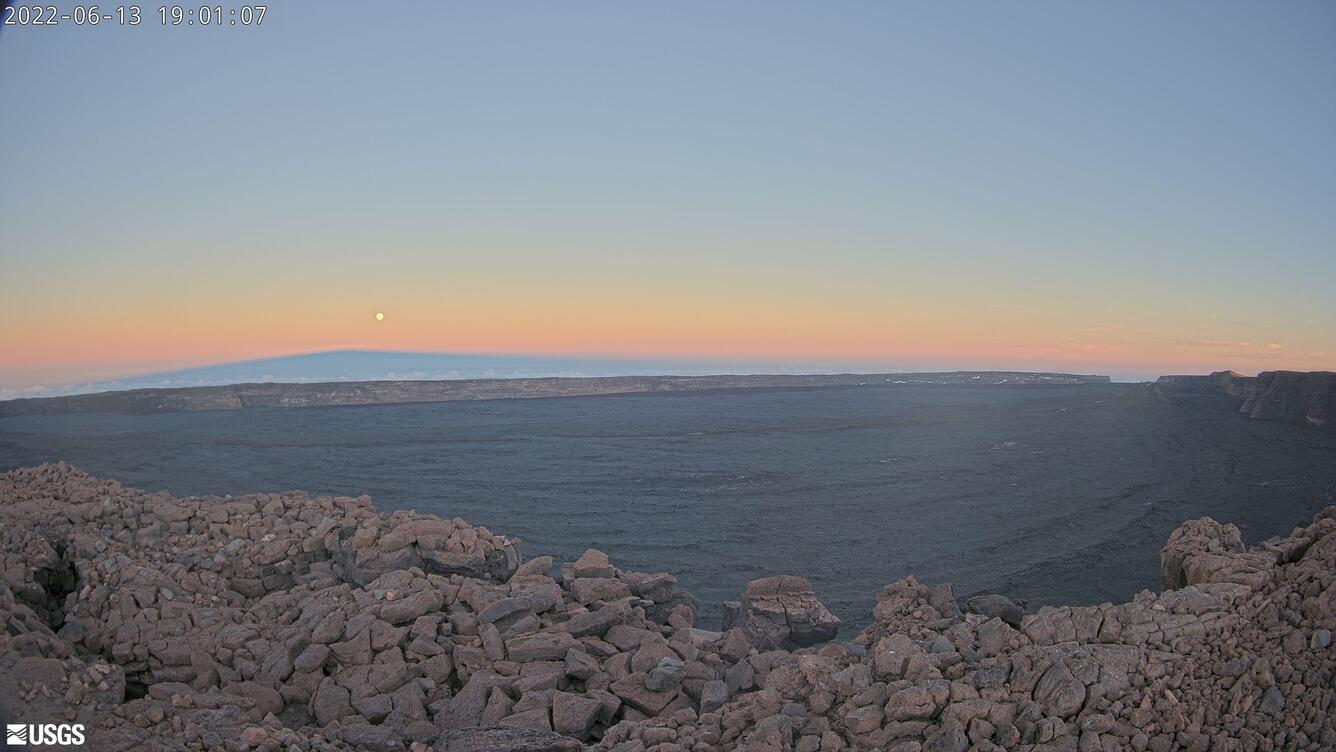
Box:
[1, 462, 1332, 751]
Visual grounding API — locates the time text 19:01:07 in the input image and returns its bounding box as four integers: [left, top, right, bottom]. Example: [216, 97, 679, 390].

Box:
[2, 5, 267, 26]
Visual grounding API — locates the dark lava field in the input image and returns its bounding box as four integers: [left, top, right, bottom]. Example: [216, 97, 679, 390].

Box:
[3, 382, 1333, 631]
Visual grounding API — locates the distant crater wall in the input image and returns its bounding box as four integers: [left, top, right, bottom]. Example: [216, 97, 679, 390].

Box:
[0, 372, 1113, 417]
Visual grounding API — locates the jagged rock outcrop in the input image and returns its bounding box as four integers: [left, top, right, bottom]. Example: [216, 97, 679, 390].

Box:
[721, 576, 842, 650]
[1160, 517, 1274, 592]
[3, 463, 1335, 751]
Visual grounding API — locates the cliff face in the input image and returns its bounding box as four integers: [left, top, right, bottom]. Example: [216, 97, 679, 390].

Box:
[1156, 370, 1335, 432]
[1238, 371, 1335, 430]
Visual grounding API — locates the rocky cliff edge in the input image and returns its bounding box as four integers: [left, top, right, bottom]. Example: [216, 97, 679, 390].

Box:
[2, 464, 1334, 751]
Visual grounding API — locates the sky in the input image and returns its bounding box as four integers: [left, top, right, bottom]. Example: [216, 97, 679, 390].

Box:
[2, 1, 1334, 394]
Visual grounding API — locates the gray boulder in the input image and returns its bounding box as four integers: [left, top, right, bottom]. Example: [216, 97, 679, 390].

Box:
[965, 593, 1025, 627]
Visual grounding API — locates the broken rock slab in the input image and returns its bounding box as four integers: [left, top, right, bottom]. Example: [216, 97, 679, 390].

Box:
[727, 575, 841, 649]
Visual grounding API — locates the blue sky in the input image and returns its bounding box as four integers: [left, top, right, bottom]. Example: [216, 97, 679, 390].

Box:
[2, 1, 1333, 393]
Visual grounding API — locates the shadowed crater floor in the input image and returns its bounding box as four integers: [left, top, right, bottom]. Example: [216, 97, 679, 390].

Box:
[2, 382, 1333, 630]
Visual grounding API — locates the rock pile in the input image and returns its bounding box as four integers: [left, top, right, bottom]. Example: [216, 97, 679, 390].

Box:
[2, 462, 1334, 751]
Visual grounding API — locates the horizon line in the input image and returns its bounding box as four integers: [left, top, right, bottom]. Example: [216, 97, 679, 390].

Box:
[2, 347, 1309, 401]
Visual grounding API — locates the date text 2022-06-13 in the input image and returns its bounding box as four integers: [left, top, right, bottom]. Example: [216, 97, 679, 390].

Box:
[2, 4, 267, 27]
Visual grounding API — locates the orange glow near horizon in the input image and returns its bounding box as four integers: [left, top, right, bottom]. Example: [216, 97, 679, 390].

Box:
[2, 218, 1333, 391]
[3, 278, 1332, 391]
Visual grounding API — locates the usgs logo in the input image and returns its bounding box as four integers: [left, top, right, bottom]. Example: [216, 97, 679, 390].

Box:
[6, 724, 85, 746]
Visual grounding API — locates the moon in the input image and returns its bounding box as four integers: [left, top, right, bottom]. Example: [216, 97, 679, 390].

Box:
[375, 312, 384, 321]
